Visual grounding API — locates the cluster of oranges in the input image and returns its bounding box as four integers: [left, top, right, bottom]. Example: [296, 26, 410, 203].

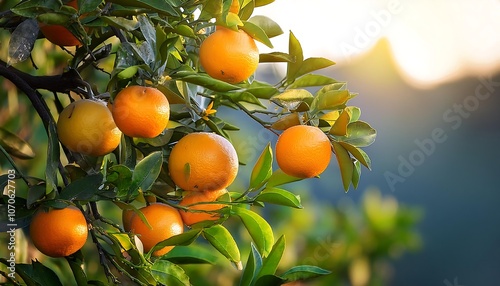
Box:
[120, 132, 238, 256]
[32, 0, 333, 260]
[56, 85, 170, 156]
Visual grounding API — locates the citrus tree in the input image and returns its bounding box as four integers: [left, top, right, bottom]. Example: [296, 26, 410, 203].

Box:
[0, 0, 377, 285]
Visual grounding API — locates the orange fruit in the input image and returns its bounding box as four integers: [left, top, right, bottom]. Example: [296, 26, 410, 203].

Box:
[111, 86, 170, 138]
[39, 0, 81, 46]
[29, 206, 88, 257]
[57, 99, 122, 156]
[179, 188, 228, 226]
[275, 125, 332, 178]
[168, 132, 238, 192]
[128, 203, 183, 257]
[199, 28, 259, 83]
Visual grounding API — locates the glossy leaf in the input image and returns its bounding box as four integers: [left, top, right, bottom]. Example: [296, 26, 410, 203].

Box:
[352, 160, 361, 189]
[232, 207, 274, 256]
[286, 31, 303, 83]
[339, 142, 372, 170]
[13, 260, 63, 286]
[151, 229, 202, 255]
[295, 57, 335, 79]
[270, 89, 313, 108]
[256, 188, 302, 209]
[259, 52, 294, 63]
[248, 15, 283, 38]
[8, 19, 38, 66]
[249, 143, 273, 189]
[241, 20, 273, 48]
[329, 108, 350, 136]
[101, 16, 139, 31]
[332, 141, 353, 192]
[267, 169, 301, 188]
[59, 173, 103, 201]
[106, 0, 178, 16]
[239, 243, 263, 286]
[10, 1, 61, 17]
[310, 90, 350, 113]
[257, 235, 285, 278]
[163, 245, 219, 265]
[78, 0, 101, 14]
[0, 128, 35, 159]
[287, 74, 338, 89]
[271, 113, 300, 131]
[346, 106, 361, 122]
[203, 224, 241, 264]
[281, 265, 331, 282]
[151, 260, 190, 286]
[27, 184, 46, 208]
[229, 91, 266, 108]
[336, 121, 377, 147]
[130, 151, 163, 193]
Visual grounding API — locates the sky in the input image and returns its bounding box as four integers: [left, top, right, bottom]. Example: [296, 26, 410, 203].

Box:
[255, 0, 500, 88]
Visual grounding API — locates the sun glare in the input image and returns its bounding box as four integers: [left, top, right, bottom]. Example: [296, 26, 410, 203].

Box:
[256, 0, 500, 88]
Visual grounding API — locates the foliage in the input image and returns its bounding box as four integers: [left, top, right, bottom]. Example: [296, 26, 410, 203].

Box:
[0, 0, 380, 285]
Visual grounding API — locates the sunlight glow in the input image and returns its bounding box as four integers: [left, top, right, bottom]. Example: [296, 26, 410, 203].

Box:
[256, 0, 500, 88]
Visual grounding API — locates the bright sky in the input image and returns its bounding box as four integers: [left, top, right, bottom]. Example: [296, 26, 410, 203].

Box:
[255, 0, 500, 88]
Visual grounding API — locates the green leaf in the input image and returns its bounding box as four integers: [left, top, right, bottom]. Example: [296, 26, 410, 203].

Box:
[339, 142, 371, 170]
[241, 20, 273, 48]
[257, 235, 285, 279]
[259, 52, 294, 63]
[10, 1, 61, 17]
[203, 224, 241, 265]
[329, 108, 350, 136]
[163, 245, 219, 265]
[346, 106, 361, 122]
[267, 169, 301, 188]
[287, 74, 338, 89]
[46, 120, 59, 195]
[239, 243, 262, 286]
[59, 173, 103, 201]
[351, 160, 361, 189]
[248, 15, 283, 38]
[130, 151, 163, 193]
[286, 31, 303, 83]
[310, 90, 350, 113]
[271, 113, 300, 131]
[101, 16, 139, 31]
[249, 143, 273, 189]
[107, 165, 134, 201]
[228, 91, 266, 108]
[335, 121, 377, 147]
[255, 188, 302, 209]
[172, 73, 241, 92]
[0, 128, 35, 159]
[281, 265, 331, 282]
[78, 0, 101, 14]
[270, 89, 313, 109]
[106, 0, 179, 16]
[332, 141, 353, 192]
[151, 260, 190, 286]
[13, 260, 64, 286]
[65, 252, 88, 286]
[232, 207, 274, 256]
[27, 184, 46, 208]
[255, 275, 285, 286]
[150, 229, 202, 255]
[295, 57, 335, 79]
[255, 0, 275, 7]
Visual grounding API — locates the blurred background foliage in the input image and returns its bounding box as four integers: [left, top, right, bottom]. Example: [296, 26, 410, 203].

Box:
[0, 0, 428, 284]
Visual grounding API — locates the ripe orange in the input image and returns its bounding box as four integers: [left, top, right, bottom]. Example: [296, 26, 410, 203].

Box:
[29, 206, 88, 257]
[111, 86, 170, 138]
[128, 203, 183, 257]
[199, 28, 259, 83]
[168, 132, 239, 192]
[39, 0, 81, 46]
[57, 99, 122, 156]
[276, 125, 332, 178]
[179, 188, 228, 226]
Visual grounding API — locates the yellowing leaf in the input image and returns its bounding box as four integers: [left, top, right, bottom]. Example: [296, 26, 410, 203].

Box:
[330, 109, 350, 136]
